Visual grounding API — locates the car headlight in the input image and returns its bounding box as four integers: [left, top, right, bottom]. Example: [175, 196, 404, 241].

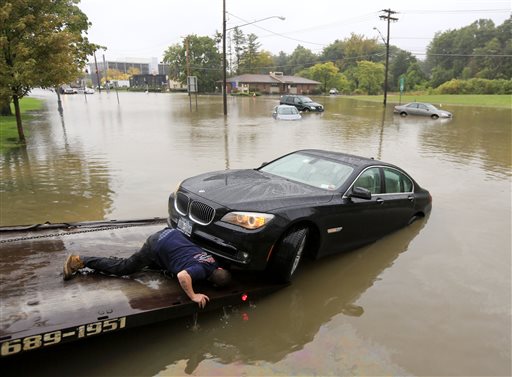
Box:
[221, 212, 274, 230]
[310, 105, 316, 109]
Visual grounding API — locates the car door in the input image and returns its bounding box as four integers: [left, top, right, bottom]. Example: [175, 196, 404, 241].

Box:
[376, 167, 416, 236]
[407, 103, 420, 115]
[417, 103, 430, 116]
[317, 167, 384, 255]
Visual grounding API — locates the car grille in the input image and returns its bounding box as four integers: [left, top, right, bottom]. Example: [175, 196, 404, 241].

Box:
[174, 192, 216, 225]
[189, 200, 216, 225]
[175, 192, 189, 216]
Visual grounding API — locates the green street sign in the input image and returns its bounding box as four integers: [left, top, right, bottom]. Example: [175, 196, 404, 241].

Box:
[399, 76, 405, 92]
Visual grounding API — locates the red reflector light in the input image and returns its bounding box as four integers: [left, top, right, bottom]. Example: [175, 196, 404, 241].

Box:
[241, 293, 248, 302]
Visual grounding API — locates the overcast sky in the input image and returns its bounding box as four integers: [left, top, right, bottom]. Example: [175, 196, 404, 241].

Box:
[78, 0, 510, 62]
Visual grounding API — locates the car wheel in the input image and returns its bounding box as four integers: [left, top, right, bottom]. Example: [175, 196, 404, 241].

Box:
[431, 114, 439, 119]
[408, 215, 420, 225]
[400, 112, 407, 117]
[303, 108, 310, 112]
[268, 226, 308, 283]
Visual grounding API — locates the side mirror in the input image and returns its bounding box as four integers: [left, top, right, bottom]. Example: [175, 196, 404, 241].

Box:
[349, 186, 372, 200]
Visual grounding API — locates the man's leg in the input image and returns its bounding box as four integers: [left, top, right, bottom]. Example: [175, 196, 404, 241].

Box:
[64, 234, 158, 280]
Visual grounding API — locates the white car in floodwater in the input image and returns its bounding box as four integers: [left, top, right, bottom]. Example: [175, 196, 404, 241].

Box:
[272, 105, 302, 121]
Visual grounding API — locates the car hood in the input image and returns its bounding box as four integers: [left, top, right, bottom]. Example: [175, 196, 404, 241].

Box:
[305, 101, 322, 107]
[180, 169, 334, 211]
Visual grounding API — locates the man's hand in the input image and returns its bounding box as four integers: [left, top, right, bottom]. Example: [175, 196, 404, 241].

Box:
[191, 293, 210, 309]
[177, 270, 210, 308]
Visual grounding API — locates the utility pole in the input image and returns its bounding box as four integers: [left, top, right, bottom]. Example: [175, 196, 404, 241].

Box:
[102, 54, 109, 93]
[379, 9, 398, 106]
[222, 0, 227, 116]
[93, 51, 101, 93]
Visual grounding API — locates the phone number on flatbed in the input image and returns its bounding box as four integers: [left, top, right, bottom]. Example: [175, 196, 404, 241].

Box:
[1, 316, 127, 357]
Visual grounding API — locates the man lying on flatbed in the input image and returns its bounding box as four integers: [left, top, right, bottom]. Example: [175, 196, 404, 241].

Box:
[63, 227, 231, 308]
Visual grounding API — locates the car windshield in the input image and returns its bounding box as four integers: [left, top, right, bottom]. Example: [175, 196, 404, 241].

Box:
[278, 106, 299, 115]
[259, 152, 354, 190]
[425, 103, 437, 110]
[298, 96, 313, 103]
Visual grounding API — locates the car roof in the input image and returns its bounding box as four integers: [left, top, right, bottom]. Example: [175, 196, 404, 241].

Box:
[293, 149, 391, 169]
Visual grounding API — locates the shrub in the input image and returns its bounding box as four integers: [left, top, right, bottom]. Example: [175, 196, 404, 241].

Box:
[436, 78, 512, 94]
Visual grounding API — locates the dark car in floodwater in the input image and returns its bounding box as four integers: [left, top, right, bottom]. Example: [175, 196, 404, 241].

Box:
[168, 149, 432, 282]
[280, 95, 324, 112]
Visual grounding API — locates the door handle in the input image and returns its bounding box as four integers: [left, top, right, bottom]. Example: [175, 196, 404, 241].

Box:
[376, 198, 384, 204]
[407, 195, 414, 201]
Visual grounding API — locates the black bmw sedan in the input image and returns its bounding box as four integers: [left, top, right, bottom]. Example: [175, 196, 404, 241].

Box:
[168, 149, 432, 282]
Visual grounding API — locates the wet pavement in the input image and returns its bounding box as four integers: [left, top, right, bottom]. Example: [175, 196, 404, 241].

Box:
[1, 90, 510, 376]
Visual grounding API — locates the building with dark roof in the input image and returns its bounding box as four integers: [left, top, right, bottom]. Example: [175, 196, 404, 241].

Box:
[226, 72, 321, 95]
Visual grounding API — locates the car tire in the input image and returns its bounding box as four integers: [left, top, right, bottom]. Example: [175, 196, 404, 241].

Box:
[268, 226, 309, 283]
[400, 112, 407, 117]
[303, 108, 310, 112]
[431, 114, 439, 119]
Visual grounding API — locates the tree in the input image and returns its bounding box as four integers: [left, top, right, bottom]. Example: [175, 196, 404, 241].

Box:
[425, 17, 512, 86]
[354, 60, 384, 95]
[301, 62, 340, 93]
[288, 45, 317, 74]
[163, 34, 222, 92]
[273, 51, 292, 75]
[339, 34, 382, 70]
[253, 50, 274, 74]
[231, 27, 246, 74]
[0, 0, 98, 143]
[239, 33, 261, 73]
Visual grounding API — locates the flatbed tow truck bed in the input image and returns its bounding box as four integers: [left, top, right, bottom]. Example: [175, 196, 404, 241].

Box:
[0, 218, 286, 357]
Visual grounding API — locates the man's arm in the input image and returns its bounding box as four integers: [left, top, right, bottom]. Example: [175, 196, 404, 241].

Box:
[176, 270, 210, 308]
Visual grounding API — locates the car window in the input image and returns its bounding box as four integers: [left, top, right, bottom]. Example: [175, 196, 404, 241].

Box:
[353, 167, 381, 194]
[260, 152, 354, 190]
[279, 107, 297, 115]
[418, 104, 428, 110]
[407, 103, 418, 109]
[299, 96, 312, 103]
[383, 168, 413, 193]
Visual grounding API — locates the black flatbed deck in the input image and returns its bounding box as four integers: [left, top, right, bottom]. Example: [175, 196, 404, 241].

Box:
[0, 219, 286, 357]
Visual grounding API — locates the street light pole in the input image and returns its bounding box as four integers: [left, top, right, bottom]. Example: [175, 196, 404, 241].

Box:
[221, 8, 285, 116]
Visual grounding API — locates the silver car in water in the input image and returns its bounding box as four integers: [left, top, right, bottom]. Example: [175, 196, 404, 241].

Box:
[393, 102, 452, 119]
[272, 105, 302, 121]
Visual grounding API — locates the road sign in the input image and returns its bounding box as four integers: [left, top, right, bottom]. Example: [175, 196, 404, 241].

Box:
[187, 76, 198, 93]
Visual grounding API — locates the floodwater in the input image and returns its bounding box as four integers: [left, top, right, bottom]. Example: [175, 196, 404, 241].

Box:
[1, 90, 510, 376]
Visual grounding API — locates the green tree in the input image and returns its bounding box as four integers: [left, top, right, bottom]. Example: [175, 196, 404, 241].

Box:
[288, 45, 317, 74]
[425, 17, 512, 86]
[0, 0, 98, 143]
[354, 60, 384, 95]
[239, 33, 261, 73]
[301, 62, 340, 93]
[273, 51, 292, 75]
[231, 27, 246, 74]
[320, 39, 345, 66]
[163, 34, 222, 92]
[339, 34, 383, 70]
[253, 50, 274, 74]
[404, 61, 427, 90]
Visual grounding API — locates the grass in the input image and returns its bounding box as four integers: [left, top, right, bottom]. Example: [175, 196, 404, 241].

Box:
[347, 94, 512, 108]
[0, 98, 45, 152]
